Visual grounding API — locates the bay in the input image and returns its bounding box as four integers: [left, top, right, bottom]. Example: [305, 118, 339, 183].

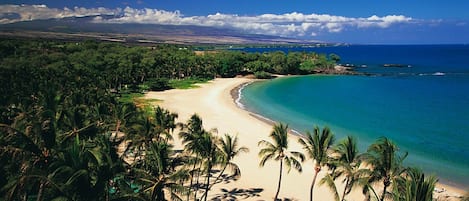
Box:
[240, 45, 469, 188]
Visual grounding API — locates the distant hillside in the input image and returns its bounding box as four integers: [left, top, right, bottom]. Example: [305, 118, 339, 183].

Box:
[0, 16, 318, 45]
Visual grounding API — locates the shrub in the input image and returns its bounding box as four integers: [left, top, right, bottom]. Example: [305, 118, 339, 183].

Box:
[254, 71, 272, 79]
[145, 78, 171, 91]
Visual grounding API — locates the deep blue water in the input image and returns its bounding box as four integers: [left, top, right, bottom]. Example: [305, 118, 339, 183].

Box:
[240, 45, 469, 188]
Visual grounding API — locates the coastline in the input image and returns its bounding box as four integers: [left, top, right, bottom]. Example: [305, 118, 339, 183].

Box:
[230, 79, 309, 138]
[231, 77, 467, 198]
[145, 77, 466, 200]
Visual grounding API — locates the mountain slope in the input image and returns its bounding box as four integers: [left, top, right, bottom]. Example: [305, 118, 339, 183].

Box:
[0, 16, 313, 44]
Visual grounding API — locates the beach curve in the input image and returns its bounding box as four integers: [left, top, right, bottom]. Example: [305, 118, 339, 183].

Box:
[145, 78, 465, 200]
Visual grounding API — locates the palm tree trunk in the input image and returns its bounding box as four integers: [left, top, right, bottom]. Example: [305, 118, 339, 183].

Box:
[194, 163, 202, 201]
[105, 182, 110, 201]
[310, 168, 320, 201]
[366, 184, 379, 201]
[380, 180, 388, 201]
[187, 157, 199, 201]
[274, 160, 283, 201]
[113, 120, 120, 143]
[203, 162, 212, 201]
[341, 178, 349, 201]
[187, 161, 197, 201]
[36, 181, 46, 201]
[208, 164, 227, 190]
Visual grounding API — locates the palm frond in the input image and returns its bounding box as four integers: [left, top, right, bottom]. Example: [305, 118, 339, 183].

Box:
[259, 152, 275, 167]
[319, 174, 340, 201]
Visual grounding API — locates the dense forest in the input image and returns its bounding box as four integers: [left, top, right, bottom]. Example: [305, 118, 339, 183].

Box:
[0, 39, 340, 97]
[1, 39, 464, 201]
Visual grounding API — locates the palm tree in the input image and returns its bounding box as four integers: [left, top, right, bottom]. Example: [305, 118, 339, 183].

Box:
[125, 115, 156, 163]
[258, 123, 304, 200]
[153, 106, 178, 142]
[50, 135, 118, 201]
[200, 134, 249, 200]
[178, 114, 205, 200]
[392, 167, 437, 201]
[107, 102, 138, 140]
[210, 134, 248, 188]
[363, 137, 408, 201]
[136, 141, 188, 201]
[198, 131, 222, 201]
[298, 126, 335, 201]
[124, 107, 176, 165]
[0, 123, 55, 201]
[320, 136, 364, 201]
[59, 104, 99, 141]
[0, 89, 63, 201]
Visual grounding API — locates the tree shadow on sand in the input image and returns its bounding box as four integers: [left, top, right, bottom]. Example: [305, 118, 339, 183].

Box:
[210, 188, 264, 201]
[215, 172, 240, 184]
[276, 198, 298, 201]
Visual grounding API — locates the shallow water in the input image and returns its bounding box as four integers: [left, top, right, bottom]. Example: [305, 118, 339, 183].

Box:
[240, 45, 469, 188]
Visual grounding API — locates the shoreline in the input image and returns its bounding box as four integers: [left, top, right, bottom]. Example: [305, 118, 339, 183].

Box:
[230, 77, 467, 197]
[145, 77, 466, 200]
[230, 79, 309, 138]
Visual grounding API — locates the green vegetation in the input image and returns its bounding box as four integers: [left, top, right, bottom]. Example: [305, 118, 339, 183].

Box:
[259, 126, 440, 201]
[254, 71, 273, 79]
[258, 123, 305, 201]
[298, 126, 335, 201]
[169, 78, 210, 89]
[178, 114, 247, 201]
[322, 136, 363, 201]
[119, 92, 145, 104]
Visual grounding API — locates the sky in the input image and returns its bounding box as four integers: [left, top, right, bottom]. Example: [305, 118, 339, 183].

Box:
[1, 0, 469, 44]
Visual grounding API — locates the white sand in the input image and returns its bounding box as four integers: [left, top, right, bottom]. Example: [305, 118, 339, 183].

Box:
[145, 78, 465, 201]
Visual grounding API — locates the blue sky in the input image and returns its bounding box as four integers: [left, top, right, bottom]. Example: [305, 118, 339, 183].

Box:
[1, 0, 469, 44]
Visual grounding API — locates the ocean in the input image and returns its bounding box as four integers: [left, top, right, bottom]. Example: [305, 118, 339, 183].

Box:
[239, 45, 469, 188]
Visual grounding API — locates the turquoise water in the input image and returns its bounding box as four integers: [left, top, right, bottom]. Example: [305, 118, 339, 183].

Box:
[240, 45, 469, 188]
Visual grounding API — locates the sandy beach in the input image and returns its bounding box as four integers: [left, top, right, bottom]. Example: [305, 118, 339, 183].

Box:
[145, 78, 465, 201]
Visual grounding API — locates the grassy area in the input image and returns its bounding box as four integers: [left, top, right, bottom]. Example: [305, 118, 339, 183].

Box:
[118, 92, 161, 115]
[169, 78, 210, 89]
[118, 93, 144, 104]
[134, 98, 161, 115]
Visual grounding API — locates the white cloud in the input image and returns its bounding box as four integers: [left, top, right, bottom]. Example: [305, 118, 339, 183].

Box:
[0, 4, 414, 38]
[0, 4, 119, 23]
[360, 15, 412, 28]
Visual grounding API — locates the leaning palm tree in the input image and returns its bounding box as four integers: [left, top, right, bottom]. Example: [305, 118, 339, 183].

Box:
[209, 134, 249, 190]
[215, 134, 249, 183]
[392, 167, 437, 201]
[298, 126, 335, 201]
[320, 136, 364, 201]
[258, 123, 305, 201]
[363, 137, 408, 201]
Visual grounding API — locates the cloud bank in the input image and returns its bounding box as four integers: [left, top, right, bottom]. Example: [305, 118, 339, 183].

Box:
[0, 4, 414, 38]
[0, 4, 120, 24]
